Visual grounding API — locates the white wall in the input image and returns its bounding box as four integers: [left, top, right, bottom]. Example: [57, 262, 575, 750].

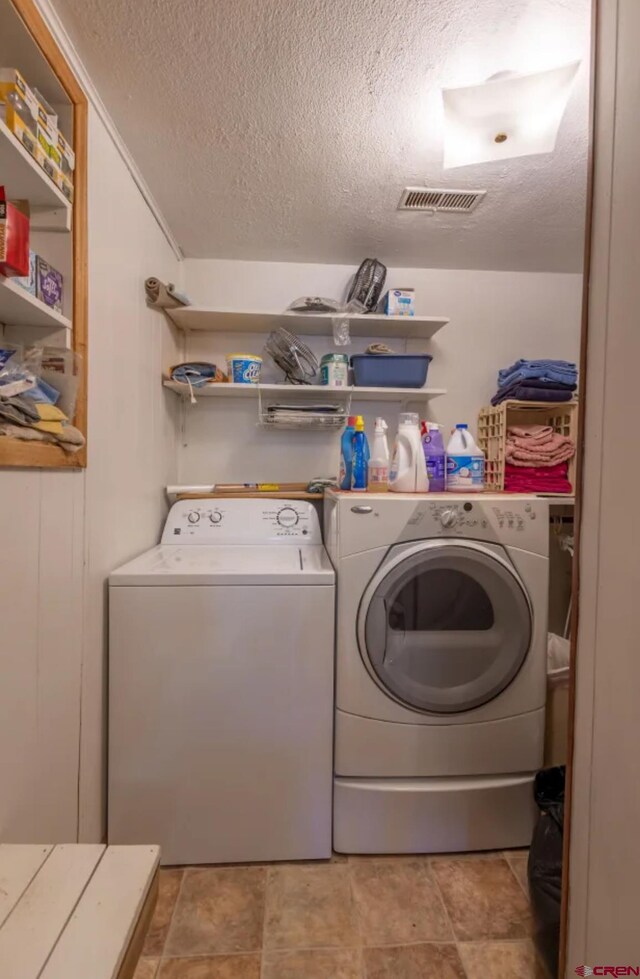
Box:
[78, 107, 181, 840]
[176, 259, 583, 484]
[0, 105, 180, 843]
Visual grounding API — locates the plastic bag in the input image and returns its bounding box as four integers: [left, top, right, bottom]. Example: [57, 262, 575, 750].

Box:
[528, 766, 565, 978]
[0, 344, 41, 396]
[286, 296, 367, 346]
[39, 347, 82, 421]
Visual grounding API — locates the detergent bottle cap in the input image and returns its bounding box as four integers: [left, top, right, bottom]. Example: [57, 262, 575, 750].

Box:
[347, 415, 357, 427]
[399, 412, 419, 427]
[374, 417, 388, 433]
[456, 423, 468, 430]
[355, 415, 365, 431]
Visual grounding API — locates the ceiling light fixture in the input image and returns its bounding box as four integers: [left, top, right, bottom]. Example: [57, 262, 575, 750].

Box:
[441, 61, 581, 169]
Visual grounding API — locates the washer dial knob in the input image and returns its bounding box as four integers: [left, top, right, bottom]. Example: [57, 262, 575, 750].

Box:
[209, 511, 222, 524]
[439, 508, 458, 528]
[277, 507, 299, 528]
[187, 511, 200, 524]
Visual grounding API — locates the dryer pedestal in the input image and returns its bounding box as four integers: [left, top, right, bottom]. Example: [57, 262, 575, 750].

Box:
[334, 773, 537, 854]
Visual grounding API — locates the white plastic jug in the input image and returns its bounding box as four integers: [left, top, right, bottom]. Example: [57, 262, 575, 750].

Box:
[368, 417, 390, 492]
[389, 413, 429, 493]
[446, 424, 485, 492]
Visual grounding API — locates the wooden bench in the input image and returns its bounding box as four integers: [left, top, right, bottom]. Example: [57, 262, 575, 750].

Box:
[0, 844, 159, 979]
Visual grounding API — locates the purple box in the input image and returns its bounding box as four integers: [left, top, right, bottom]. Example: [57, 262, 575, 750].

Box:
[36, 256, 63, 312]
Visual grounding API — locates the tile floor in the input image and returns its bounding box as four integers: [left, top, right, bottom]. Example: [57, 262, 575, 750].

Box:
[135, 850, 546, 979]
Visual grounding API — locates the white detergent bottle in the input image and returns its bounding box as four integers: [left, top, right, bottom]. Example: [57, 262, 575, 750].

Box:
[389, 413, 429, 493]
[446, 423, 485, 492]
[368, 417, 390, 492]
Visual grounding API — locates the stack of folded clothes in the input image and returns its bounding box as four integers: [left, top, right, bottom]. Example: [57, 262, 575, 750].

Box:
[504, 424, 575, 494]
[492, 359, 578, 406]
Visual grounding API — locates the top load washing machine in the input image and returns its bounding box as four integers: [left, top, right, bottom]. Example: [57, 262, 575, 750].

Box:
[109, 498, 335, 866]
[324, 490, 549, 854]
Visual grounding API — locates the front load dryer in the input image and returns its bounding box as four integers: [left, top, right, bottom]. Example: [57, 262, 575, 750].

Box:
[324, 490, 549, 853]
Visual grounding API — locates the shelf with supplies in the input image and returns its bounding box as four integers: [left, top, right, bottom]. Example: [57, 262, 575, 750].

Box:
[0, 275, 71, 332]
[163, 381, 447, 402]
[164, 307, 449, 340]
[0, 118, 71, 231]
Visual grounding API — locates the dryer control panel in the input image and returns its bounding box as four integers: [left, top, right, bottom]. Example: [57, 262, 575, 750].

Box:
[161, 499, 322, 544]
[325, 490, 550, 560]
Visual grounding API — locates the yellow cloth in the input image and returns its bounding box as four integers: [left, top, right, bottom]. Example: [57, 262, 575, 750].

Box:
[35, 403, 67, 422]
[32, 403, 67, 435]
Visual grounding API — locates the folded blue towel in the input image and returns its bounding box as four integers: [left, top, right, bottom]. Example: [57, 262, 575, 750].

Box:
[498, 359, 577, 389]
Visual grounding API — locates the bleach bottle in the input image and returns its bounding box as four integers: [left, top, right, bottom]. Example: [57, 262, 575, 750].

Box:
[351, 416, 370, 492]
[368, 417, 390, 492]
[389, 413, 429, 493]
[339, 415, 357, 490]
[446, 423, 485, 492]
[421, 421, 446, 492]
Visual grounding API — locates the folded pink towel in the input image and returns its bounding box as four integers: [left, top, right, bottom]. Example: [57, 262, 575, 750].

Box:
[508, 431, 572, 453]
[506, 443, 575, 467]
[508, 424, 554, 442]
[506, 425, 576, 468]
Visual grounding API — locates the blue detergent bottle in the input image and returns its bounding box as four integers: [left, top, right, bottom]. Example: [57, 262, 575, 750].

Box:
[339, 415, 357, 490]
[351, 415, 370, 492]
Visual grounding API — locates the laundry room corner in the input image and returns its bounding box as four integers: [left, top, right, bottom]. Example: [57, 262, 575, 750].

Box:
[6, 0, 637, 975]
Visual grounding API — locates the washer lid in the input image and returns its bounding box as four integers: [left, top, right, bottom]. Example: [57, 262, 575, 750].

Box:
[359, 540, 532, 714]
[110, 544, 335, 585]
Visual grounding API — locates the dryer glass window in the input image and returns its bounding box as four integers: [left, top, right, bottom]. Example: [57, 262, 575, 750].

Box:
[362, 544, 532, 714]
[389, 569, 495, 632]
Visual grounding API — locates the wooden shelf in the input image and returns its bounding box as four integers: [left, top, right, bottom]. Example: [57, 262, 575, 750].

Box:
[0, 118, 71, 230]
[164, 381, 446, 402]
[0, 436, 81, 468]
[165, 307, 449, 340]
[176, 491, 323, 501]
[0, 276, 72, 331]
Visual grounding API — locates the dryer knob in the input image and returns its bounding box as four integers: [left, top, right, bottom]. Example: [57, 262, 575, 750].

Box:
[440, 509, 458, 528]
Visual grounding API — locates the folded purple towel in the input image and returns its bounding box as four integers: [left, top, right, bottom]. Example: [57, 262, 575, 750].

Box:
[491, 381, 575, 407]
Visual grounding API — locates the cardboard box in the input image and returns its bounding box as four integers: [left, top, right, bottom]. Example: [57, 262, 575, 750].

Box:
[385, 288, 415, 316]
[33, 89, 58, 131]
[0, 188, 30, 277]
[35, 255, 63, 312]
[56, 131, 75, 176]
[13, 249, 37, 295]
[0, 69, 39, 120]
[59, 173, 74, 203]
[0, 68, 39, 160]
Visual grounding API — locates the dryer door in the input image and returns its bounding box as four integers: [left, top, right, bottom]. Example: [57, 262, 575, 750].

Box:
[359, 541, 532, 714]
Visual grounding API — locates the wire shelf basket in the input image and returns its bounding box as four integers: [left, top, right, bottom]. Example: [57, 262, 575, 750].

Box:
[257, 386, 349, 430]
[260, 409, 347, 430]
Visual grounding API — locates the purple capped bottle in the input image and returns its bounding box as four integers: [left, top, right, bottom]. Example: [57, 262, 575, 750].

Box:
[421, 421, 446, 492]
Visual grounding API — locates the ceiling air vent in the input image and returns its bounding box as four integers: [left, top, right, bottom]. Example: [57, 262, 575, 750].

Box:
[398, 187, 486, 213]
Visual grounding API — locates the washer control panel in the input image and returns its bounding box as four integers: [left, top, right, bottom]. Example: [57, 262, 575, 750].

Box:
[161, 499, 322, 544]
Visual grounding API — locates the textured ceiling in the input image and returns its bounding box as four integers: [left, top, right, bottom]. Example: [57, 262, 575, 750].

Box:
[53, 0, 591, 271]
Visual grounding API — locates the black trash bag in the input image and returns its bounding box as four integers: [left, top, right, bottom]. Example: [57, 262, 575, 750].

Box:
[528, 766, 566, 978]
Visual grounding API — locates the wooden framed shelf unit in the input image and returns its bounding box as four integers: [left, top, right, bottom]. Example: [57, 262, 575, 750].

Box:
[0, 0, 88, 468]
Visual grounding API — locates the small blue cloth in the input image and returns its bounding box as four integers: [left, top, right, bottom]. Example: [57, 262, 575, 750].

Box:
[498, 359, 577, 389]
[170, 363, 217, 387]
